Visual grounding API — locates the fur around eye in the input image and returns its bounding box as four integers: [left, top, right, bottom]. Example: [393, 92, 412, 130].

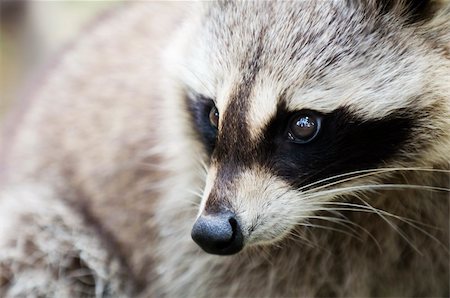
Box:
[186, 93, 218, 154]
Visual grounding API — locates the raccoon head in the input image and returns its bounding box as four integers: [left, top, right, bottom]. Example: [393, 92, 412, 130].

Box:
[165, 0, 450, 255]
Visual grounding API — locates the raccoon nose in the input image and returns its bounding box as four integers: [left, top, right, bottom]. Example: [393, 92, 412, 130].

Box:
[191, 212, 244, 255]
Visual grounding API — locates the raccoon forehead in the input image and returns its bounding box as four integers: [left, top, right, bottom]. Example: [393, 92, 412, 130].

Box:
[179, 0, 435, 131]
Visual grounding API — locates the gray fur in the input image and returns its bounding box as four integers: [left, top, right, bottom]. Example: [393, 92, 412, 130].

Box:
[0, 1, 449, 297]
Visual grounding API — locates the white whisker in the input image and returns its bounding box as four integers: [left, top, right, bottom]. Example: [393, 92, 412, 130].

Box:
[299, 167, 450, 195]
[296, 222, 364, 242]
[303, 201, 439, 229]
[301, 184, 450, 202]
[354, 196, 423, 255]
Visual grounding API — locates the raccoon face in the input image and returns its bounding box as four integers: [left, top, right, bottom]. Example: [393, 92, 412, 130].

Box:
[167, 1, 449, 255]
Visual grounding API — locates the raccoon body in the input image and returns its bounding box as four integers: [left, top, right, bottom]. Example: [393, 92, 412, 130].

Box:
[0, 1, 449, 297]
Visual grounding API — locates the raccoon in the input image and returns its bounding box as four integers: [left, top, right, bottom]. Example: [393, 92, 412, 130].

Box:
[0, 0, 449, 297]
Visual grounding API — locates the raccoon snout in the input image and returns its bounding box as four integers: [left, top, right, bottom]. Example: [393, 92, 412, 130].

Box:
[191, 212, 244, 255]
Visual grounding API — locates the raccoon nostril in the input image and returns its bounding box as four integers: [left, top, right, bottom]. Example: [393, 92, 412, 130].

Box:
[228, 217, 238, 243]
[191, 212, 244, 255]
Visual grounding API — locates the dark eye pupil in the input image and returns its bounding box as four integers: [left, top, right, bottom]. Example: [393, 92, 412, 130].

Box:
[209, 106, 219, 128]
[289, 114, 319, 142]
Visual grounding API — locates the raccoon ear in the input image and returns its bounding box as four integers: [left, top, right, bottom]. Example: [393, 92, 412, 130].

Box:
[374, 0, 442, 23]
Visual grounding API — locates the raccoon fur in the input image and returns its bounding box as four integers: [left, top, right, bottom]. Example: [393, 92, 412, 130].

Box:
[0, 0, 449, 297]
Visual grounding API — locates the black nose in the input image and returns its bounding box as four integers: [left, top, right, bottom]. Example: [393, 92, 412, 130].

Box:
[191, 212, 244, 255]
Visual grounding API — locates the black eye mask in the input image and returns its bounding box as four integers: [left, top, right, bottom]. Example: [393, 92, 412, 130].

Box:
[187, 91, 418, 189]
[186, 93, 218, 155]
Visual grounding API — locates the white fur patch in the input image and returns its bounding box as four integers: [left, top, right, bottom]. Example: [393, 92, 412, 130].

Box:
[246, 76, 281, 141]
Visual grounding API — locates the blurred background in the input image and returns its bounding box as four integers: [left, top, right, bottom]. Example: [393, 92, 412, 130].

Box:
[0, 0, 122, 125]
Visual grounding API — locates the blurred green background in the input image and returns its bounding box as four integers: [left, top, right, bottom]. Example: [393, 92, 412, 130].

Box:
[0, 0, 121, 125]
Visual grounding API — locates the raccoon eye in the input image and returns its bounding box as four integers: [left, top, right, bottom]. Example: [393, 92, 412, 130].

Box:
[209, 106, 219, 128]
[287, 112, 321, 143]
